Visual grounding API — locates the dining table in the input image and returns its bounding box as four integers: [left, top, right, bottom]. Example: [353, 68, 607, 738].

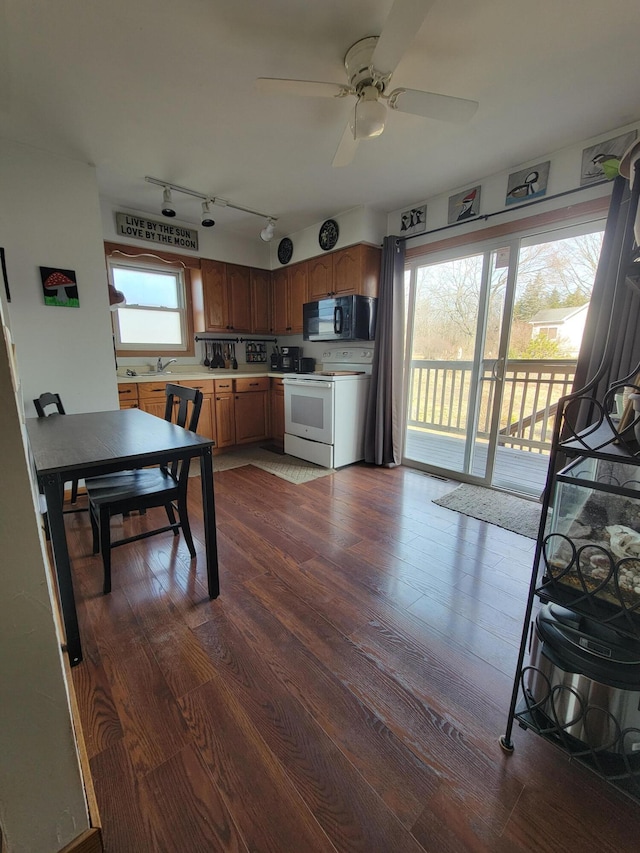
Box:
[26, 407, 218, 666]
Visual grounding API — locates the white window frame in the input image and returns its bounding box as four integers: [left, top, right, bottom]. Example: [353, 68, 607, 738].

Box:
[108, 256, 189, 352]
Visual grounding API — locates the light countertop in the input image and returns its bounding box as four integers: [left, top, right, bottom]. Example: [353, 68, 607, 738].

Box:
[116, 367, 284, 383]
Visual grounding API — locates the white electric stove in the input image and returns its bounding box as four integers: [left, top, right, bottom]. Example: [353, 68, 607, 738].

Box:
[283, 348, 373, 468]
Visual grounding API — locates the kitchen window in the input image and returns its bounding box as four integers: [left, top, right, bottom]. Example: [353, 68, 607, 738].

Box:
[106, 245, 197, 357]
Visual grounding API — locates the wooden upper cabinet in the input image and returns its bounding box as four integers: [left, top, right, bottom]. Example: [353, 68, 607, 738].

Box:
[201, 260, 251, 332]
[250, 268, 272, 334]
[272, 266, 289, 335]
[226, 263, 251, 332]
[288, 261, 308, 335]
[308, 255, 333, 301]
[201, 258, 228, 330]
[305, 244, 382, 302]
[332, 244, 381, 298]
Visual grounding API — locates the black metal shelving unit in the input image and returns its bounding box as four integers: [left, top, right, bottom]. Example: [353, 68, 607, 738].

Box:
[500, 162, 640, 803]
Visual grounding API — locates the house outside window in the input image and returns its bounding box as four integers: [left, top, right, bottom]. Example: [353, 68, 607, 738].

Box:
[529, 304, 589, 356]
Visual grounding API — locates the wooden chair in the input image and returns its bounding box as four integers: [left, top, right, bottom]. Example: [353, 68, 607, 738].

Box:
[33, 392, 80, 506]
[85, 383, 203, 594]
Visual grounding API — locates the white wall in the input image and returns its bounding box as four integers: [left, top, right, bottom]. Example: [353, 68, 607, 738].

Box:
[269, 204, 386, 268]
[0, 285, 89, 849]
[387, 121, 640, 246]
[1, 139, 119, 417]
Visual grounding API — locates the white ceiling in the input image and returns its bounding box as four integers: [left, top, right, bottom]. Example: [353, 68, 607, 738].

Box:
[3, 0, 640, 241]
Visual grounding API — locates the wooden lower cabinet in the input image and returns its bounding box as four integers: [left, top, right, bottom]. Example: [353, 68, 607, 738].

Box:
[234, 377, 269, 444]
[137, 382, 169, 419]
[214, 379, 235, 448]
[119, 375, 274, 451]
[177, 379, 215, 443]
[270, 377, 285, 449]
[117, 382, 139, 409]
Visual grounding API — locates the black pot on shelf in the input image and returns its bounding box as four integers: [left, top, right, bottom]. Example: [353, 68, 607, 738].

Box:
[527, 603, 640, 755]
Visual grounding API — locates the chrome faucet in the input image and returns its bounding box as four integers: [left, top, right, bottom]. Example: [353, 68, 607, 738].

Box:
[156, 357, 177, 373]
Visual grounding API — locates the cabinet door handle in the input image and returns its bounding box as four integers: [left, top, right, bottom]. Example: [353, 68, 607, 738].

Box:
[120, 389, 133, 395]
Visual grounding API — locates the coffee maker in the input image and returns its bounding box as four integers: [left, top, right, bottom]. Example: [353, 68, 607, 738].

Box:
[270, 346, 301, 372]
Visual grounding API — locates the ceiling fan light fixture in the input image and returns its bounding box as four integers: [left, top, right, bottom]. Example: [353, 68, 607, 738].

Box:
[260, 218, 276, 242]
[161, 186, 176, 217]
[201, 199, 215, 227]
[353, 87, 386, 139]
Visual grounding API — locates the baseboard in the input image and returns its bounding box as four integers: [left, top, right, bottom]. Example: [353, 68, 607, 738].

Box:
[58, 828, 103, 853]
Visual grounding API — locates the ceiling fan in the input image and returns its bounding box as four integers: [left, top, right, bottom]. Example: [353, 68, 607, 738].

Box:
[255, 0, 479, 167]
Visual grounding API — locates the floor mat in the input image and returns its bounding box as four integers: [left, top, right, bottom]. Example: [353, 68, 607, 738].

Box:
[192, 446, 335, 485]
[433, 483, 543, 539]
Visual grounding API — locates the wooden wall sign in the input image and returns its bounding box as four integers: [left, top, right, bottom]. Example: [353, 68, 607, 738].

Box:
[115, 213, 199, 251]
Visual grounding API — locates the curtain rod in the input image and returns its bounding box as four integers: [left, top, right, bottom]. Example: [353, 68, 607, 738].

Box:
[398, 179, 610, 243]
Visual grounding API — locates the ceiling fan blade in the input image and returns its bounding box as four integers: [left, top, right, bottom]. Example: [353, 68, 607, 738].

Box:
[332, 116, 359, 168]
[387, 88, 478, 123]
[372, 0, 436, 73]
[255, 78, 353, 98]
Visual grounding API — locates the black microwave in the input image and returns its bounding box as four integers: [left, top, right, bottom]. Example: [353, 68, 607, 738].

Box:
[303, 294, 377, 342]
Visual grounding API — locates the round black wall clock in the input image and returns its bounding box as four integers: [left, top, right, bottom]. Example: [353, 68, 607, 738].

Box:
[318, 219, 339, 251]
[277, 237, 293, 265]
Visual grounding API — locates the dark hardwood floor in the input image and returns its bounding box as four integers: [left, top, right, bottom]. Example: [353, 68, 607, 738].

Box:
[67, 462, 640, 852]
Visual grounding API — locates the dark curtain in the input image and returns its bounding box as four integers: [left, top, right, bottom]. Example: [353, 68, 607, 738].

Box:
[565, 168, 640, 435]
[364, 236, 405, 466]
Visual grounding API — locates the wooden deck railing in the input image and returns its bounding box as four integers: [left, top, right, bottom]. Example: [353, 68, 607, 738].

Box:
[407, 359, 577, 454]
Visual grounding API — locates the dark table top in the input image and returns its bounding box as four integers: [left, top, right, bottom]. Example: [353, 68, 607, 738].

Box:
[27, 408, 215, 477]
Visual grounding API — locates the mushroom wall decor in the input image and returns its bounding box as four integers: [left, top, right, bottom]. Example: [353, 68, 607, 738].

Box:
[39, 266, 79, 307]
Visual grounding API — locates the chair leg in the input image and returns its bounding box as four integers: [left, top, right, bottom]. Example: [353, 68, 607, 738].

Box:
[71, 478, 79, 504]
[177, 498, 196, 558]
[99, 508, 112, 594]
[165, 502, 178, 534]
[89, 506, 99, 554]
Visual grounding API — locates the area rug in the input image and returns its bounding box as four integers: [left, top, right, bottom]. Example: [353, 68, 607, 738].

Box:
[192, 447, 335, 485]
[433, 483, 542, 539]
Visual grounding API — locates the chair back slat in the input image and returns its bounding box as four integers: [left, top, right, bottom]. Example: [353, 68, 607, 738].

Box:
[34, 392, 66, 418]
[163, 383, 203, 480]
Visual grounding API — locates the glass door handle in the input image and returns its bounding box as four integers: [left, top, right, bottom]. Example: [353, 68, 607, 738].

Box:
[489, 358, 505, 381]
[480, 358, 504, 382]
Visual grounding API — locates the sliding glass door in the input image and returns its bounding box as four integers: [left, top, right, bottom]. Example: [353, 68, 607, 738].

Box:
[404, 244, 515, 483]
[403, 222, 604, 496]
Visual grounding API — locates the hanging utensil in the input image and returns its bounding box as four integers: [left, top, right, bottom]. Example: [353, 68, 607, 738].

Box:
[203, 341, 210, 368]
[232, 342, 238, 370]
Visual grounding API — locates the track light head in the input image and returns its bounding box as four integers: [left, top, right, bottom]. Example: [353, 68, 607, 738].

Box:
[161, 186, 176, 218]
[260, 218, 276, 242]
[201, 200, 215, 228]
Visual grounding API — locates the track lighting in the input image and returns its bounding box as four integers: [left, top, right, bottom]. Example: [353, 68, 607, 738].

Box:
[161, 186, 176, 218]
[201, 200, 215, 228]
[146, 176, 277, 238]
[260, 218, 276, 242]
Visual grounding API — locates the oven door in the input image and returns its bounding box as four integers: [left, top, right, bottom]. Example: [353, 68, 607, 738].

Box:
[283, 377, 334, 444]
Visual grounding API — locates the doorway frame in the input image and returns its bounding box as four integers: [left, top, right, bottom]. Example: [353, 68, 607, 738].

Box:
[401, 195, 611, 487]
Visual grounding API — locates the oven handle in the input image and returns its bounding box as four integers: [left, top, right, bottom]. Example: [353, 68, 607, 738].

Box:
[283, 378, 332, 388]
